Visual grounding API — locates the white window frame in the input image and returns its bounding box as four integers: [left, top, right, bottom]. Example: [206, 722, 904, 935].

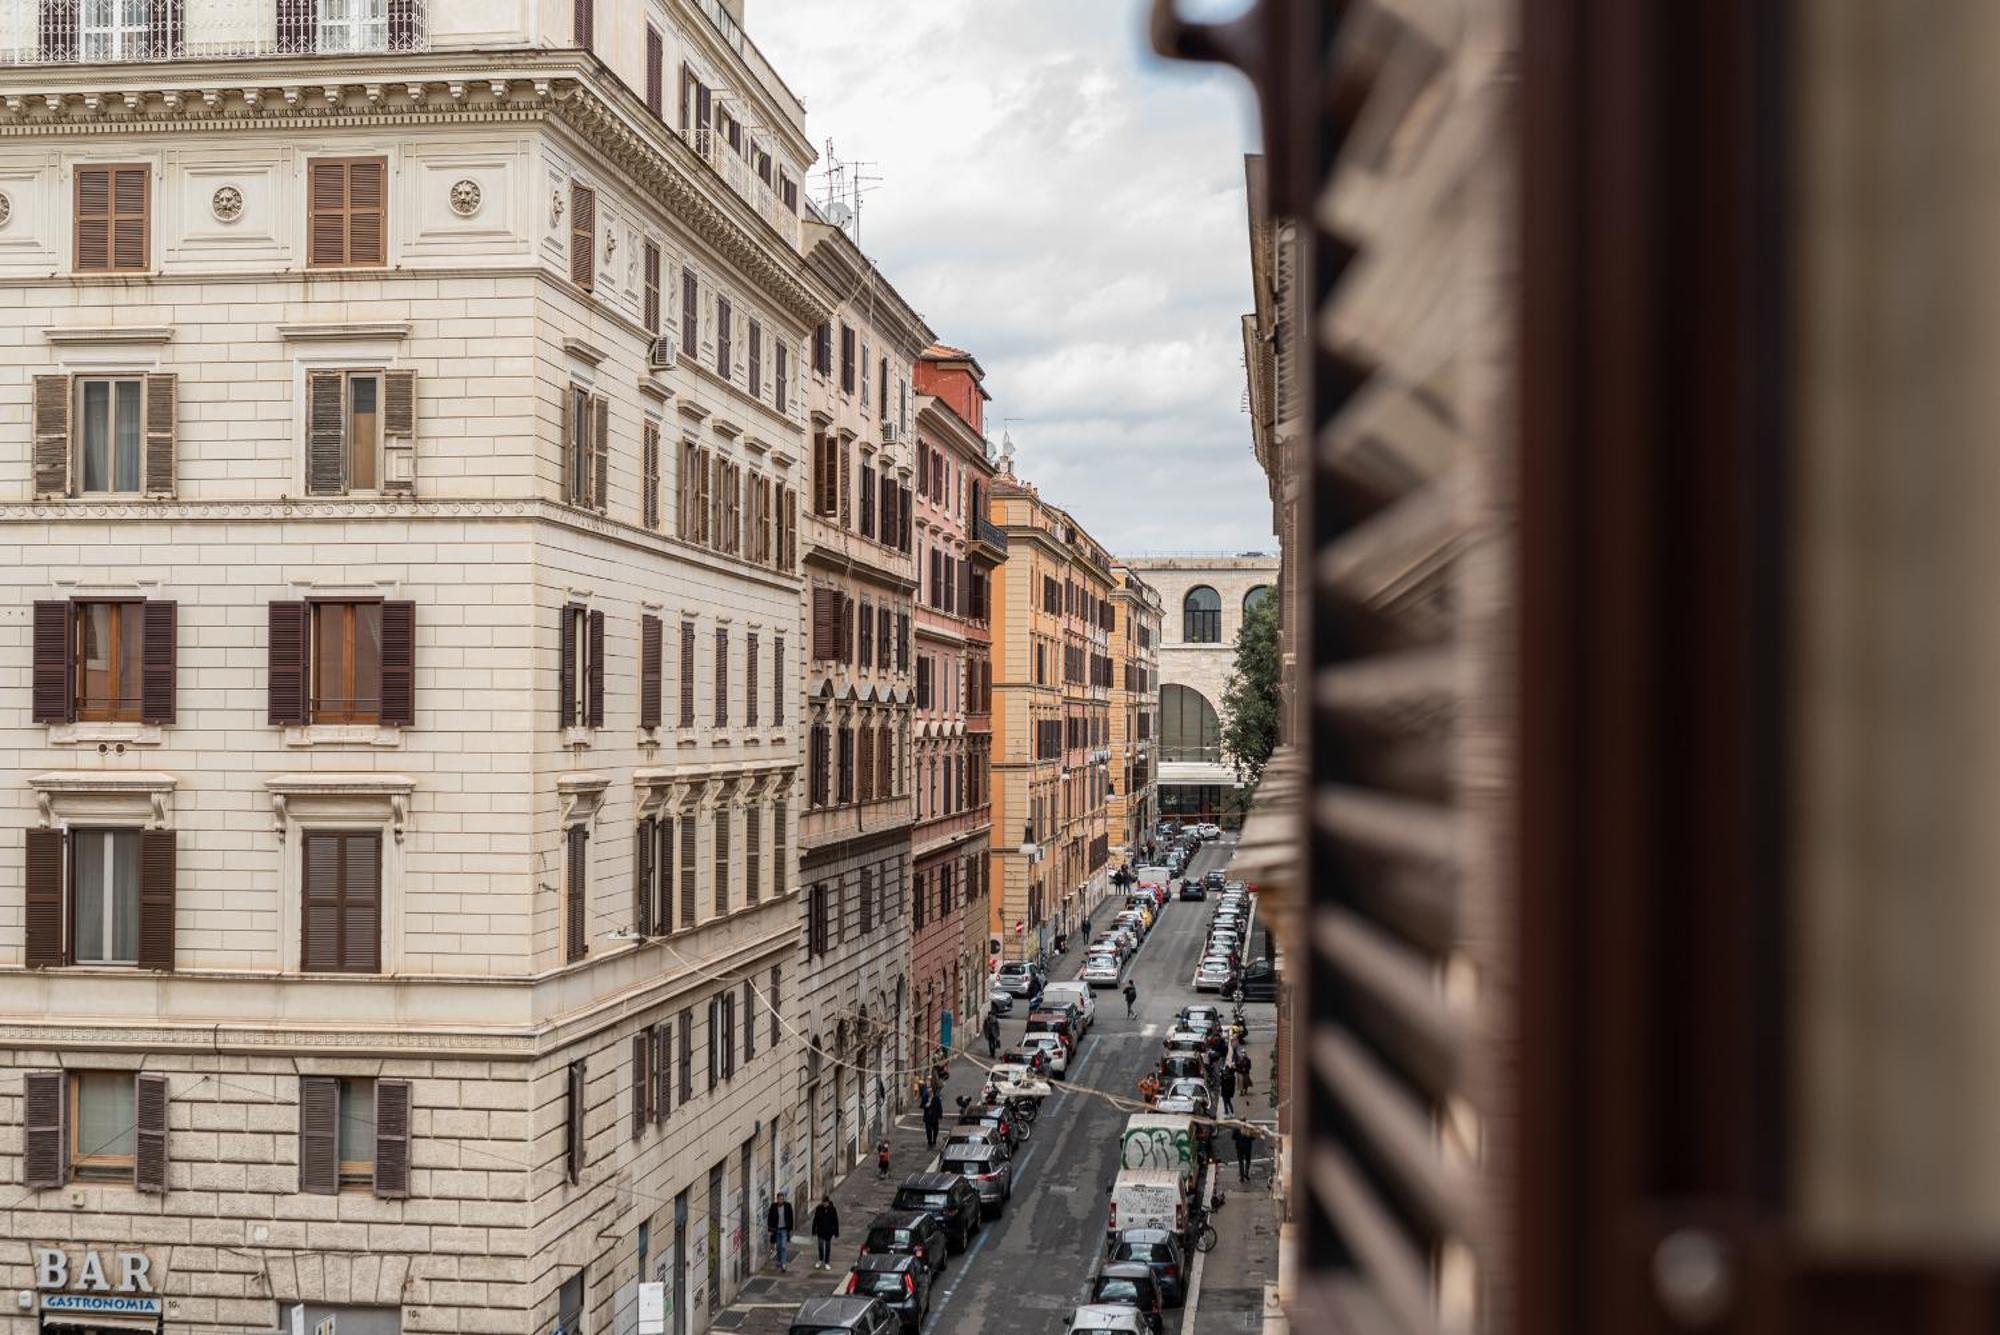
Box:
[75, 376, 144, 495]
[79, 0, 149, 61]
[70, 827, 141, 967]
[315, 0, 389, 54]
[265, 773, 412, 974]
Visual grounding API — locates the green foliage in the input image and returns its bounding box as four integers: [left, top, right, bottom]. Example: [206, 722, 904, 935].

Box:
[1221, 594, 1282, 785]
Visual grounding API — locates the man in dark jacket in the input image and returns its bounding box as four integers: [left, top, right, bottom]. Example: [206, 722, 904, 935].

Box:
[983, 1010, 1002, 1059]
[811, 1195, 840, 1270]
[766, 1191, 794, 1271]
[1218, 1065, 1238, 1116]
[921, 1082, 944, 1148]
[1233, 1125, 1257, 1182]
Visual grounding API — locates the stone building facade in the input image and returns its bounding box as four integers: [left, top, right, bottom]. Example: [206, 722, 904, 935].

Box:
[1117, 555, 1281, 826]
[0, 4, 823, 1334]
[1108, 567, 1162, 861]
[908, 347, 1002, 1062]
[795, 209, 921, 1191]
[987, 474, 1114, 963]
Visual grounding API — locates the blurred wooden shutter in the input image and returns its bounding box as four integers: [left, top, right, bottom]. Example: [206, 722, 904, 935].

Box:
[679, 816, 697, 926]
[306, 369, 346, 494]
[640, 614, 663, 728]
[298, 1076, 339, 1194]
[645, 28, 664, 117]
[383, 369, 416, 493]
[32, 600, 73, 724]
[140, 598, 176, 726]
[587, 609, 606, 727]
[566, 825, 588, 961]
[569, 183, 596, 290]
[133, 1073, 167, 1193]
[373, 1080, 410, 1198]
[590, 393, 609, 510]
[680, 622, 696, 726]
[657, 815, 675, 934]
[635, 816, 655, 937]
[559, 605, 579, 729]
[378, 600, 415, 727]
[23, 1070, 66, 1188]
[630, 1032, 649, 1140]
[565, 1060, 585, 1182]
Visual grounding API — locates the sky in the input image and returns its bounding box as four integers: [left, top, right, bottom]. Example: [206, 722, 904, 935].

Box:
[752, 0, 1274, 557]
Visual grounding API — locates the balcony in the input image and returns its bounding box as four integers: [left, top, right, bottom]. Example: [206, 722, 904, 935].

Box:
[971, 514, 1010, 561]
[676, 123, 802, 249]
[0, 0, 428, 64]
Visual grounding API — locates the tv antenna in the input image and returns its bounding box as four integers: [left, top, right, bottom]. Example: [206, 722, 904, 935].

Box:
[818, 139, 881, 244]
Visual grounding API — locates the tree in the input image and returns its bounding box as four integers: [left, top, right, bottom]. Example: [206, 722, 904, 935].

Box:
[1221, 594, 1282, 786]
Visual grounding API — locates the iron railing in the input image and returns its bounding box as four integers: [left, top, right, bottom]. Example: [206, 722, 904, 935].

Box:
[1, 0, 427, 63]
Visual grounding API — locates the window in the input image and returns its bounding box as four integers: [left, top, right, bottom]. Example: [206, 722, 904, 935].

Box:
[716, 295, 732, 379]
[560, 604, 605, 729]
[1182, 586, 1222, 643]
[564, 384, 607, 511]
[317, 0, 387, 52]
[306, 368, 416, 495]
[1244, 584, 1275, 615]
[73, 164, 147, 273]
[1160, 684, 1222, 763]
[335, 1076, 377, 1186]
[300, 830, 382, 973]
[780, 173, 798, 214]
[310, 601, 383, 724]
[267, 600, 412, 729]
[78, 377, 143, 493]
[72, 601, 144, 722]
[71, 1071, 135, 1181]
[79, 0, 153, 60]
[813, 322, 832, 376]
[306, 157, 385, 268]
[569, 180, 596, 290]
[69, 829, 140, 965]
[298, 1074, 409, 1196]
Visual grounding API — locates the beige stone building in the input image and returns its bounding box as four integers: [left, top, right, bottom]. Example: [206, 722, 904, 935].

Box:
[1116, 555, 1280, 827]
[0, 3, 828, 1333]
[795, 207, 922, 1191]
[1107, 567, 1161, 861]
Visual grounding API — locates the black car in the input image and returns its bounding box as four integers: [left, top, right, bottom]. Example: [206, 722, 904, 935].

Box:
[1177, 880, 1207, 900]
[860, 1210, 950, 1274]
[789, 1295, 902, 1335]
[1090, 1262, 1166, 1334]
[1203, 869, 1227, 889]
[840, 1254, 931, 1334]
[1109, 1228, 1188, 1306]
[1237, 957, 1280, 1002]
[893, 1173, 984, 1251]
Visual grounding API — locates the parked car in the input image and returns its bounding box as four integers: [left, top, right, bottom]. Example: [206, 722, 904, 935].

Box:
[1089, 1262, 1166, 1335]
[1237, 957, 1280, 1002]
[1177, 879, 1207, 900]
[987, 988, 1014, 1017]
[938, 1138, 1014, 1215]
[1160, 1032, 1205, 1061]
[994, 961, 1044, 997]
[840, 1254, 931, 1334]
[1179, 1004, 1222, 1028]
[1067, 1304, 1150, 1334]
[1157, 1078, 1213, 1119]
[1041, 981, 1097, 1031]
[789, 1295, 901, 1335]
[1110, 1228, 1189, 1306]
[1159, 1053, 1208, 1084]
[893, 1173, 985, 1251]
[1203, 869, 1227, 889]
[984, 1063, 1053, 1101]
[1194, 956, 1235, 992]
[1018, 1032, 1070, 1078]
[1083, 953, 1123, 987]
[860, 1210, 950, 1273]
[942, 1125, 1009, 1159]
[954, 1104, 1025, 1151]
[1025, 1008, 1078, 1053]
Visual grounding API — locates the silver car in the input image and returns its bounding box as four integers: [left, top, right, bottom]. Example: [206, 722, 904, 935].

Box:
[939, 1140, 1014, 1215]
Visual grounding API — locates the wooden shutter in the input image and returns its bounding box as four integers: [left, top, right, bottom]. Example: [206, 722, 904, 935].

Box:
[340, 836, 380, 974]
[746, 631, 760, 728]
[569, 182, 596, 290]
[811, 588, 833, 662]
[713, 807, 730, 915]
[298, 1076, 339, 1194]
[32, 600, 72, 725]
[745, 805, 761, 906]
[714, 626, 728, 727]
[141, 372, 175, 496]
[635, 816, 655, 937]
[24, 829, 64, 969]
[590, 393, 609, 510]
[679, 816, 697, 927]
[566, 825, 588, 962]
[275, 0, 312, 52]
[305, 369, 346, 495]
[773, 637, 785, 725]
[378, 600, 415, 728]
[32, 374, 70, 497]
[838, 442, 852, 528]
[383, 369, 416, 493]
[642, 421, 661, 529]
[631, 1032, 649, 1140]
[134, 1073, 168, 1193]
[23, 1070, 65, 1189]
[572, 0, 592, 49]
[749, 322, 761, 399]
[559, 605, 578, 729]
[138, 598, 177, 726]
[678, 1011, 692, 1102]
[137, 829, 176, 972]
[267, 601, 309, 726]
[645, 28, 664, 117]
[680, 621, 696, 726]
[773, 801, 787, 898]
[839, 594, 855, 664]
[565, 1060, 585, 1183]
[682, 269, 699, 352]
[657, 815, 675, 934]
[587, 609, 606, 728]
[373, 1079, 411, 1198]
[75, 165, 147, 273]
[640, 614, 663, 729]
[308, 158, 384, 268]
[652, 1024, 670, 1123]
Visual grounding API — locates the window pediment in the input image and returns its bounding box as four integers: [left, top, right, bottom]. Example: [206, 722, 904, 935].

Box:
[29, 770, 176, 829]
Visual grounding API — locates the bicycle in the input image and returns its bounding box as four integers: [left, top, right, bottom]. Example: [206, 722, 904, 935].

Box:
[1186, 1199, 1219, 1254]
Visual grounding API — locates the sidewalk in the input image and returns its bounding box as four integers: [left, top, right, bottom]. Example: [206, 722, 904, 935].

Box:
[712, 1052, 986, 1333]
[1190, 1156, 1283, 1335]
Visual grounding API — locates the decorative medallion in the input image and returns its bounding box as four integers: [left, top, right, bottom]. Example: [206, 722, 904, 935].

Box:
[448, 178, 482, 217]
[0, 192, 12, 228]
[211, 185, 244, 222]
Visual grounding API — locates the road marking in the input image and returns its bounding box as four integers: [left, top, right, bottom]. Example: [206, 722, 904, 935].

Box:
[1141, 1022, 1160, 1038]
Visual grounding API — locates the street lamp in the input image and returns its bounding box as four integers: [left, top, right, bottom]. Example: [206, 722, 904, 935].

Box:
[1018, 820, 1039, 860]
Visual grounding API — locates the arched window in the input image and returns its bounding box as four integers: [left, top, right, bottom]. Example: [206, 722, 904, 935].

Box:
[1161, 684, 1222, 763]
[1244, 584, 1274, 616]
[1183, 585, 1222, 643]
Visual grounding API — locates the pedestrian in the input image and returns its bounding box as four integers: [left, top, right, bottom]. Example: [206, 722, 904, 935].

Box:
[1235, 1045, 1253, 1093]
[765, 1190, 795, 1272]
[1219, 1065, 1237, 1116]
[922, 1085, 943, 1149]
[1137, 1072, 1161, 1106]
[876, 1137, 892, 1179]
[1124, 979, 1139, 1018]
[983, 1011, 1001, 1059]
[1233, 1126, 1256, 1182]
[810, 1195, 840, 1270]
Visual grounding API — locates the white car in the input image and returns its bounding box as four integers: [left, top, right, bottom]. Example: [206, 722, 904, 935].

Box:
[1018, 1032, 1070, 1078]
[1208, 930, 1241, 955]
[1069, 1305, 1149, 1334]
[1082, 954, 1123, 987]
[1194, 957, 1235, 992]
[985, 1063, 1053, 1101]
[1199, 823, 1222, 839]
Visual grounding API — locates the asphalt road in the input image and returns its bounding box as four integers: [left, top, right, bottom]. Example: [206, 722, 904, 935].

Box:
[930, 837, 1242, 1335]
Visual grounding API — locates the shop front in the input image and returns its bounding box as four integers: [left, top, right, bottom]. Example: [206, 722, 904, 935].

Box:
[33, 1249, 160, 1335]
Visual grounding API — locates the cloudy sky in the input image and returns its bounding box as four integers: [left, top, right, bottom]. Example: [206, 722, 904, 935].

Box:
[753, 0, 1273, 556]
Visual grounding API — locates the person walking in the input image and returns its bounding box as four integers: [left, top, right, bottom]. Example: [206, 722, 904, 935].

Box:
[1234, 1044, 1253, 1093]
[1123, 979, 1139, 1019]
[1218, 1065, 1237, 1116]
[983, 1010, 1001, 1059]
[921, 1083, 943, 1149]
[1233, 1125, 1256, 1182]
[765, 1191, 795, 1272]
[876, 1137, 893, 1179]
[810, 1195, 840, 1270]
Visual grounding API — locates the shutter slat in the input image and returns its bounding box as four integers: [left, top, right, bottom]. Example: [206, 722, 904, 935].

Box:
[134, 1073, 168, 1193]
[32, 600, 72, 725]
[138, 828, 176, 972]
[24, 829, 64, 969]
[298, 1076, 339, 1194]
[373, 1079, 411, 1198]
[379, 600, 415, 728]
[23, 1070, 66, 1189]
[267, 601, 309, 726]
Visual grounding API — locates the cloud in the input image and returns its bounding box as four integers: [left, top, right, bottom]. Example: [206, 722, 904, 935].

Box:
[751, 0, 1276, 554]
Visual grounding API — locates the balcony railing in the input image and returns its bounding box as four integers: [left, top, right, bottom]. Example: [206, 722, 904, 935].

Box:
[1, 0, 428, 64]
[972, 514, 1010, 555]
[676, 123, 801, 248]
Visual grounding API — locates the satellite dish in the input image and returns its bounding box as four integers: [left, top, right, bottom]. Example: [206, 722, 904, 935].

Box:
[827, 201, 854, 229]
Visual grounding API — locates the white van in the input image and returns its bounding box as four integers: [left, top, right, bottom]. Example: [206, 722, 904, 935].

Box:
[1042, 981, 1096, 1033]
[1106, 1167, 1187, 1249]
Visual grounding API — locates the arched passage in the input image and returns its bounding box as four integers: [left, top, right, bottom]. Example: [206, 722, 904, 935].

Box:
[1161, 683, 1222, 763]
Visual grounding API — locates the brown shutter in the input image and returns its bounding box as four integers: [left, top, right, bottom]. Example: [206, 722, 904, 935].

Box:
[635, 816, 655, 937]
[373, 1079, 410, 1198]
[746, 631, 760, 728]
[680, 622, 696, 727]
[714, 626, 728, 727]
[645, 27, 664, 117]
[591, 393, 609, 510]
[23, 1070, 66, 1189]
[378, 600, 415, 727]
[79, 168, 143, 272]
[812, 588, 835, 662]
[306, 369, 346, 495]
[565, 1060, 585, 1183]
[32, 600, 72, 725]
[773, 636, 785, 725]
[657, 815, 675, 934]
[33, 374, 70, 497]
[24, 829, 64, 969]
[631, 1032, 649, 1140]
[561, 385, 577, 507]
[653, 1024, 670, 1122]
[141, 372, 175, 496]
[346, 833, 381, 972]
[640, 614, 663, 729]
[642, 421, 661, 528]
[572, 0, 592, 48]
[134, 1072, 168, 1193]
[838, 441, 852, 528]
[267, 601, 310, 726]
[745, 805, 761, 906]
[309, 159, 383, 268]
[139, 598, 176, 726]
[138, 829, 176, 972]
[384, 369, 417, 494]
[679, 816, 697, 926]
[346, 159, 385, 265]
[558, 607, 579, 728]
[840, 594, 855, 664]
[678, 1012, 692, 1102]
[298, 1075, 339, 1194]
[566, 825, 588, 961]
[587, 609, 606, 728]
[569, 182, 596, 290]
[773, 800, 787, 898]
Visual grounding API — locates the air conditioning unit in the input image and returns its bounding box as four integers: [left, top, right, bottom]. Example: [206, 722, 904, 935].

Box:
[881, 420, 900, 445]
[648, 332, 679, 371]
